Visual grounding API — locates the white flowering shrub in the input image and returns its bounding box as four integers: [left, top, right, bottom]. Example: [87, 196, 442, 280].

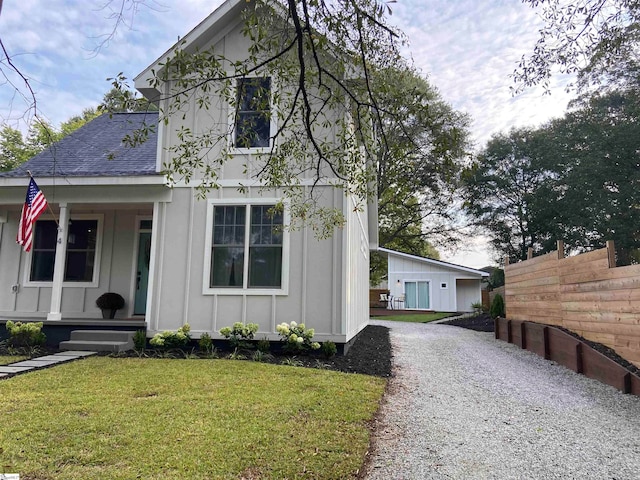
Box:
[276, 321, 321, 352]
[5, 320, 46, 347]
[149, 324, 191, 349]
[219, 322, 259, 350]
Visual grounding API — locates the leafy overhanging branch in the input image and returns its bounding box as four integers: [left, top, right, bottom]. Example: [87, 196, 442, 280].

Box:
[106, 0, 411, 236]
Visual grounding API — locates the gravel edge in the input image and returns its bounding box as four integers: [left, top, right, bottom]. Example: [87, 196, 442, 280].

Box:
[362, 320, 640, 480]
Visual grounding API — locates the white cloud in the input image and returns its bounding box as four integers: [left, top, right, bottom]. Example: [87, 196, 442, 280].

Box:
[390, 0, 576, 147]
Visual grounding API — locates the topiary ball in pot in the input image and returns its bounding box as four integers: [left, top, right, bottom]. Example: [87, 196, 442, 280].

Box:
[96, 292, 125, 319]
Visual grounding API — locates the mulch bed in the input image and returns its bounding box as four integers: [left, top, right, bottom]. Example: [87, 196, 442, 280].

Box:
[3, 326, 394, 378]
[441, 313, 495, 332]
[329, 325, 392, 377]
[107, 325, 394, 378]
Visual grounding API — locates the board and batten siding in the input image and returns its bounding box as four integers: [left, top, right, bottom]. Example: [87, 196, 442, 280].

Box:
[147, 186, 361, 342]
[144, 15, 368, 343]
[456, 279, 482, 313]
[342, 192, 370, 340]
[387, 253, 483, 312]
[505, 241, 640, 368]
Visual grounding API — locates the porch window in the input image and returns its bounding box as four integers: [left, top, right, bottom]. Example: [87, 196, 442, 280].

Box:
[205, 201, 287, 293]
[29, 218, 100, 283]
[234, 77, 271, 149]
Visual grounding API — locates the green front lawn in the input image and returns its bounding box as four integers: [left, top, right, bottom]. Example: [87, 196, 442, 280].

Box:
[0, 355, 28, 365]
[0, 356, 386, 479]
[371, 312, 455, 323]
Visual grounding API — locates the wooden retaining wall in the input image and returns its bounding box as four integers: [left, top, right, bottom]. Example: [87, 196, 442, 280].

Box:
[505, 241, 640, 368]
[495, 318, 640, 396]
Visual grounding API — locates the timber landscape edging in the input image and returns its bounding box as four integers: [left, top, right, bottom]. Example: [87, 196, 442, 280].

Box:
[495, 317, 640, 396]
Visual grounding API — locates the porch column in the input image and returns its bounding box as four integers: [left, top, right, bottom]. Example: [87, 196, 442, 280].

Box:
[144, 201, 162, 331]
[47, 203, 69, 321]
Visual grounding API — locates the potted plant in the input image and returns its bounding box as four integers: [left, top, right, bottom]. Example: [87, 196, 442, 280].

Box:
[96, 292, 125, 319]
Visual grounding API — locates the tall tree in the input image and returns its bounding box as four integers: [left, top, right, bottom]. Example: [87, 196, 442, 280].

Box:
[0, 125, 30, 172]
[0, 108, 100, 172]
[464, 89, 640, 265]
[462, 127, 552, 262]
[374, 67, 470, 253]
[100, 86, 157, 113]
[543, 89, 640, 263]
[514, 0, 640, 93]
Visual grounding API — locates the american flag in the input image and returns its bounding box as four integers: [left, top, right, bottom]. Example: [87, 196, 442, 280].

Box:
[17, 178, 48, 252]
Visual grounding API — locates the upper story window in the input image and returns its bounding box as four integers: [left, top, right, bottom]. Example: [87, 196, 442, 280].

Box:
[234, 77, 271, 149]
[204, 200, 288, 295]
[29, 216, 101, 285]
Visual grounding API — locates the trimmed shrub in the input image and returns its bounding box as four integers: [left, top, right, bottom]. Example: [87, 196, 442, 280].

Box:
[149, 324, 191, 349]
[321, 341, 337, 358]
[219, 322, 259, 350]
[198, 332, 214, 353]
[133, 330, 147, 350]
[276, 321, 321, 353]
[256, 337, 271, 353]
[5, 321, 46, 347]
[490, 293, 505, 318]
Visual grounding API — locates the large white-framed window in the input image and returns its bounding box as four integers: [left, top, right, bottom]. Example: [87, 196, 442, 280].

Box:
[230, 76, 275, 152]
[203, 199, 289, 295]
[25, 214, 103, 287]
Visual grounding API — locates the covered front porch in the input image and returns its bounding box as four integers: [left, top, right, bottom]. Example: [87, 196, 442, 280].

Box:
[0, 177, 171, 329]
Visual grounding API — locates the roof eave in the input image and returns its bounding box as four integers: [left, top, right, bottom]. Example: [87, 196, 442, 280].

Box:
[378, 247, 490, 277]
[0, 175, 167, 188]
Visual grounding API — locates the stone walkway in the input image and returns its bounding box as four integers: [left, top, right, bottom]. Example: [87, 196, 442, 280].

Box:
[0, 351, 97, 379]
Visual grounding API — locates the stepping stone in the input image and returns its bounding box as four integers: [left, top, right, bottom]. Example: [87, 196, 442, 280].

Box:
[0, 372, 9, 378]
[54, 351, 98, 357]
[0, 366, 33, 374]
[11, 359, 63, 367]
[26, 355, 70, 362]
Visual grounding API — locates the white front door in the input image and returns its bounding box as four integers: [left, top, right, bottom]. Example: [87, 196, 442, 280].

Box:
[134, 222, 152, 315]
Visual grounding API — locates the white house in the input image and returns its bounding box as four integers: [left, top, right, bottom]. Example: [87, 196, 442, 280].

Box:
[0, 0, 375, 348]
[379, 248, 488, 312]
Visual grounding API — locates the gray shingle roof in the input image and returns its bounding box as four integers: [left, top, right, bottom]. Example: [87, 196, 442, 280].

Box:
[1, 112, 159, 178]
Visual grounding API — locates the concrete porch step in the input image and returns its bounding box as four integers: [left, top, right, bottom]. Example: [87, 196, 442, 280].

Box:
[60, 330, 135, 352]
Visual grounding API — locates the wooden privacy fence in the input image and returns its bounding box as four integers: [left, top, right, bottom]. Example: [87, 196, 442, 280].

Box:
[505, 240, 640, 368]
[369, 289, 389, 308]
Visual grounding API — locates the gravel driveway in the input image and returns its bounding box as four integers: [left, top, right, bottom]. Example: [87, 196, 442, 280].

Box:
[364, 320, 640, 480]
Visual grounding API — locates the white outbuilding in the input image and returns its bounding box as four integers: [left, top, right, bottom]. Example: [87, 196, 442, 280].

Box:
[379, 247, 489, 312]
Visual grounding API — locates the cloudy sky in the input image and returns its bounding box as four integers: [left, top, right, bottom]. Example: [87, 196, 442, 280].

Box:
[0, 0, 576, 267]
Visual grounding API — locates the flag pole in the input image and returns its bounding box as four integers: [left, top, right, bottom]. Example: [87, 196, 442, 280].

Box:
[27, 170, 59, 228]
